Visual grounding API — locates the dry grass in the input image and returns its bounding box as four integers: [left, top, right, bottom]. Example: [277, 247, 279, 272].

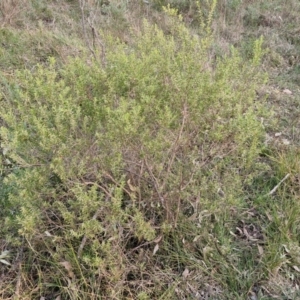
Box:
[0, 0, 28, 27]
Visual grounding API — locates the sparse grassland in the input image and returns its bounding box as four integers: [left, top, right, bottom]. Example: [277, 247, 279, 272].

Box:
[0, 1, 300, 299]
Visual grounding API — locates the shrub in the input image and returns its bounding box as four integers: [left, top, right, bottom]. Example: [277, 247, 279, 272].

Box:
[0, 8, 267, 299]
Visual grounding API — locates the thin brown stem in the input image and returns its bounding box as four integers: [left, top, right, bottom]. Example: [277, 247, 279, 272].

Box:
[78, 0, 97, 61]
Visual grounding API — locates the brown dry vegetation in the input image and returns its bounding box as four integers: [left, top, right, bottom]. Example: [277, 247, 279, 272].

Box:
[0, 0, 300, 299]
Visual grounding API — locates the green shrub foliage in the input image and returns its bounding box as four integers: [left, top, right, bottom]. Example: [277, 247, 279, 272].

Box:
[0, 11, 267, 298]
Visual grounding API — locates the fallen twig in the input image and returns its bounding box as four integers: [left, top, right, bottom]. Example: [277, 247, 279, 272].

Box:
[265, 173, 290, 196]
